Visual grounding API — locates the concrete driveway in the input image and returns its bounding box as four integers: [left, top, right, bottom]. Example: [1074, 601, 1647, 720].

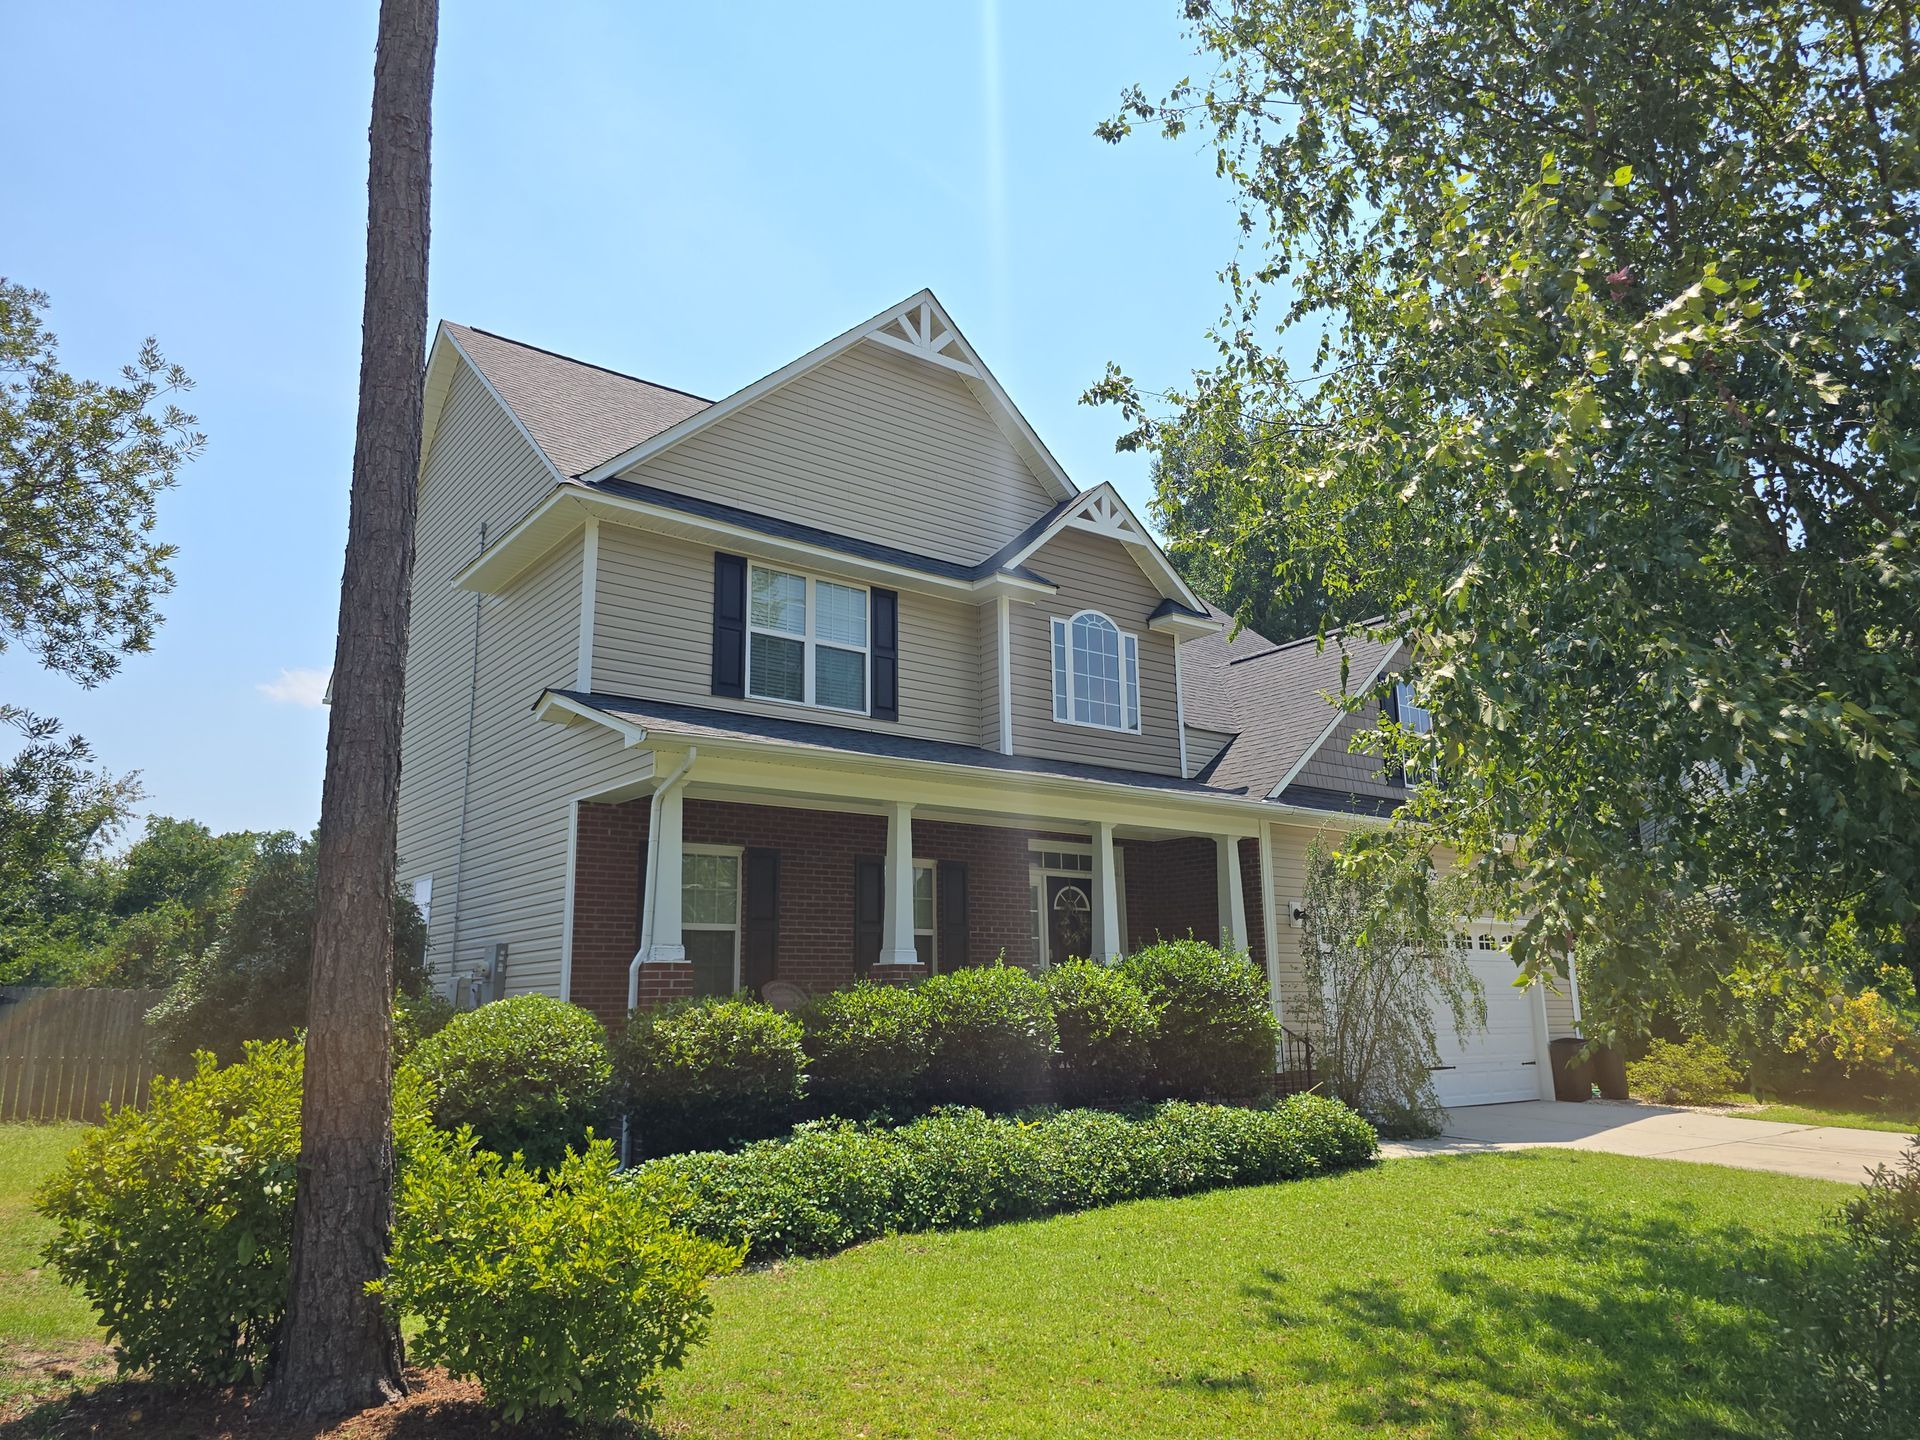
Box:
[1380, 1099, 1915, 1183]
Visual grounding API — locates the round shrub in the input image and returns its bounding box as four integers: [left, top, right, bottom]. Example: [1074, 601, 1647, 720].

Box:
[919, 961, 1058, 1110]
[1120, 938, 1280, 1099]
[616, 995, 807, 1158]
[1627, 1035, 1743, 1105]
[404, 994, 613, 1170]
[800, 981, 932, 1118]
[379, 1135, 741, 1426]
[1045, 959, 1155, 1103]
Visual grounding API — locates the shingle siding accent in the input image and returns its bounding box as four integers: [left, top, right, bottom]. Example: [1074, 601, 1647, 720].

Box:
[1007, 529, 1184, 777]
[1290, 698, 1403, 800]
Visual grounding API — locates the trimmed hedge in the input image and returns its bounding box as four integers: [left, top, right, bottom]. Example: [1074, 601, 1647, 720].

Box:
[1045, 959, 1155, 1103]
[1121, 939, 1280, 1098]
[617, 996, 808, 1157]
[634, 1094, 1377, 1262]
[919, 961, 1058, 1109]
[404, 994, 613, 1171]
[799, 981, 931, 1118]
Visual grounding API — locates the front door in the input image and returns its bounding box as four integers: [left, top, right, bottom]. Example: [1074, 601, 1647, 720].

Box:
[1047, 875, 1094, 964]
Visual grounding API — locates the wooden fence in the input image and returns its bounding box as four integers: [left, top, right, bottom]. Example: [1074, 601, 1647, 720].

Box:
[0, 986, 164, 1122]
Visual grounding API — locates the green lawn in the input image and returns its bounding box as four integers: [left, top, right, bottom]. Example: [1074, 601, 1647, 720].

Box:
[651, 1151, 1846, 1440]
[1737, 1096, 1920, 1135]
[0, 1125, 95, 1346]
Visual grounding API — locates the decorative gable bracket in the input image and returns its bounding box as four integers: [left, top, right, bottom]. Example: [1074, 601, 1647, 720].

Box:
[1059, 487, 1146, 546]
[866, 300, 979, 378]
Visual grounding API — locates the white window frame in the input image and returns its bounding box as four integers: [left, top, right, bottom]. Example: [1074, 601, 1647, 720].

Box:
[1050, 609, 1140, 734]
[912, 858, 937, 971]
[682, 843, 744, 993]
[746, 562, 872, 716]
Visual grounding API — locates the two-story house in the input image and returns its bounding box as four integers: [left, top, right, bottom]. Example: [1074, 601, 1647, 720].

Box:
[395, 291, 1578, 1109]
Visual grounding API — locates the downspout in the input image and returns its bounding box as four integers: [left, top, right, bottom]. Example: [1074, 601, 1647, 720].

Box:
[627, 747, 698, 1012]
[624, 747, 696, 1168]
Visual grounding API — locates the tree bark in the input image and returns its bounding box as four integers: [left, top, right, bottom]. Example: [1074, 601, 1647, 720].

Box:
[264, 0, 437, 1419]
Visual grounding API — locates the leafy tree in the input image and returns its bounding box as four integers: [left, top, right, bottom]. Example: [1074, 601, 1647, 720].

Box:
[144, 830, 426, 1067]
[1, 279, 203, 686]
[1094, 0, 1920, 983]
[0, 706, 138, 983]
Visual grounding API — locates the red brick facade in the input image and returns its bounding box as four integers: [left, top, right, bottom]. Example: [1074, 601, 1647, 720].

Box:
[567, 796, 1254, 1030]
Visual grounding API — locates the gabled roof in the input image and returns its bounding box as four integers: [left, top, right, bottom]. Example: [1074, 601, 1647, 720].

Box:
[979, 481, 1211, 622]
[575, 291, 1077, 506]
[1184, 620, 1404, 797]
[434, 323, 712, 478]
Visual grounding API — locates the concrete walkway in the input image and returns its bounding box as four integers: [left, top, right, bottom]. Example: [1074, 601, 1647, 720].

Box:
[1379, 1099, 1915, 1184]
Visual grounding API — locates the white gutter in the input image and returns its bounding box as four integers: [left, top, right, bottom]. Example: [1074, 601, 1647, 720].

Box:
[628, 747, 699, 1013]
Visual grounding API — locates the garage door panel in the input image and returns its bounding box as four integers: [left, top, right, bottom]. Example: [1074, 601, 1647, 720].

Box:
[1429, 937, 1539, 1108]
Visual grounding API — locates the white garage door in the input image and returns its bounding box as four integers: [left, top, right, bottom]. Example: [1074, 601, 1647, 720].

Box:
[1429, 929, 1541, 1108]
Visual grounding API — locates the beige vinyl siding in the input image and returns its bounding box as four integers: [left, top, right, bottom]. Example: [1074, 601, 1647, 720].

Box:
[977, 602, 1002, 749]
[1007, 529, 1182, 776]
[397, 363, 646, 1000]
[1185, 724, 1237, 776]
[1290, 700, 1401, 799]
[620, 341, 1059, 566]
[591, 524, 984, 746]
[1264, 821, 1580, 1041]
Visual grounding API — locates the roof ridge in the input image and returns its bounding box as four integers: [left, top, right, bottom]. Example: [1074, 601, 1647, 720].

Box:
[454, 323, 715, 405]
[1226, 616, 1394, 667]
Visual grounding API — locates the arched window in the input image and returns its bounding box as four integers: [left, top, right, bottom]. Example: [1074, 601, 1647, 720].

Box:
[1050, 610, 1139, 732]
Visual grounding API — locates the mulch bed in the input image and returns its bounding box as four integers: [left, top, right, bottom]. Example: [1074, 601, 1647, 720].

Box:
[0, 1363, 638, 1440]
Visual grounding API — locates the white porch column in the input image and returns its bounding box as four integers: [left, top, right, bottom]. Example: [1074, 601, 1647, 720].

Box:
[1217, 835, 1250, 952]
[880, 800, 920, 966]
[646, 783, 687, 962]
[1093, 820, 1122, 963]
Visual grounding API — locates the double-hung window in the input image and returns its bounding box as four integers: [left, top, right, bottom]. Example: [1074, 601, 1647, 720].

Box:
[747, 563, 869, 714]
[1392, 680, 1435, 786]
[682, 846, 742, 998]
[913, 860, 936, 969]
[1051, 610, 1139, 732]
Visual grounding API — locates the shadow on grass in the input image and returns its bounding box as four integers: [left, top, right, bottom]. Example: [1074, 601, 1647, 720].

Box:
[1244, 1190, 1844, 1439]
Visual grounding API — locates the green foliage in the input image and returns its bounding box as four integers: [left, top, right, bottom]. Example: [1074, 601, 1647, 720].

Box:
[1044, 958, 1154, 1103]
[616, 995, 807, 1158]
[1787, 1139, 1920, 1438]
[0, 279, 203, 684]
[1628, 1037, 1743, 1106]
[405, 993, 613, 1170]
[1298, 845, 1485, 1135]
[798, 981, 931, 1117]
[918, 961, 1058, 1110]
[1094, 3, 1920, 988]
[377, 1135, 740, 1426]
[144, 829, 426, 1065]
[35, 1041, 302, 1385]
[1120, 939, 1279, 1099]
[637, 1094, 1377, 1263]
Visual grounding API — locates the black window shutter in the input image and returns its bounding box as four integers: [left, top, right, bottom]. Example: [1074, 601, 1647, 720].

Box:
[937, 860, 969, 971]
[712, 552, 747, 697]
[870, 587, 899, 721]
[853, 857, 885, 975]
[742, 847, 780, 996]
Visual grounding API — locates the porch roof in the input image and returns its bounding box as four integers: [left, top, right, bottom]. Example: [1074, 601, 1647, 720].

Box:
[539, 689, 1253, 799]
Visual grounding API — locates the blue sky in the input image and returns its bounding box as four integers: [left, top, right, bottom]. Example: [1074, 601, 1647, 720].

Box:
[3, 1, 1261, 839]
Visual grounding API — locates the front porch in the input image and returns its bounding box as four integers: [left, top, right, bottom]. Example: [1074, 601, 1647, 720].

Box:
[565, 780, 1268, 1031]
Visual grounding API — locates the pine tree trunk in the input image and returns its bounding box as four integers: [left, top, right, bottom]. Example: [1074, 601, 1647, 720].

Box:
[264, 0, 437, 1419]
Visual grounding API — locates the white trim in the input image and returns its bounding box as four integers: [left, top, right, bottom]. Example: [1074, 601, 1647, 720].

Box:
[995, 481, 1210, 614]
[995, 595, 1013, 756]
[435, 324, 568, 487]
[1092, 820, 1122, 963]
[1050, 610, 1141, 735]
[745, 561, 872, 716]
[880, 800, 919, 966]
[454, 483, 1059, 602]
[1216, 835, 1249, 951]
[1257, 826, 1283, 1029]
[1265, 639, 1405, 799]
[1174, 641, 1190, 778]
[575, 518, 599, 692]
[681, 842, 746, 993]
[575, 290, 1077, 504]
[557, 803, 579, 1001]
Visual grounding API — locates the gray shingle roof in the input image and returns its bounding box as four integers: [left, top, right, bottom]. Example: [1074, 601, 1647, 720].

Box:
[444, 323, 712, 478]
[547, 690, 1252, 798]
[1185, 619, 1403, 796]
